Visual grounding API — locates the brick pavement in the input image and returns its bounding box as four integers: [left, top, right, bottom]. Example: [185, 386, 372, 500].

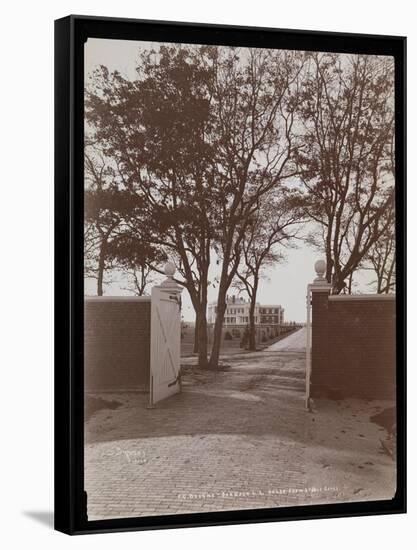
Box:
[85, 346, 396, 520]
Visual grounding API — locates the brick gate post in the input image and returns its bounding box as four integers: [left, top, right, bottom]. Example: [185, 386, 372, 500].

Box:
[310, 260, 332, 398]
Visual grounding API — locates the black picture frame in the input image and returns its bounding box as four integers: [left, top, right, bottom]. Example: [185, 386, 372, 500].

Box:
[54, 14, 406, 535]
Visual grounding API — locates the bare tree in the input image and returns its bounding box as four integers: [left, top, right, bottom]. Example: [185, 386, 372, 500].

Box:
[207, 48, 306, 368]
[364, 201, 396, 293]
[121, 264, 157, 296]
[233, 192, 302, 350]
[84, 151, 121, 295]
[295, 53, 395, 293]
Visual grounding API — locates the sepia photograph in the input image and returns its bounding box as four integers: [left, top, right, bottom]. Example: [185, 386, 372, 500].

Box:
[1, 0, 413, 545]
[81, 34, 399, 521]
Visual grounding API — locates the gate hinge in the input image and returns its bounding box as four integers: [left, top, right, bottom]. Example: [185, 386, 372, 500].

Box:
[168, 372, 181, 388]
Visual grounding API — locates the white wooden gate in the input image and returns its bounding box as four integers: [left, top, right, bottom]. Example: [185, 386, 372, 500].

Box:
[149, 264, 183, 406]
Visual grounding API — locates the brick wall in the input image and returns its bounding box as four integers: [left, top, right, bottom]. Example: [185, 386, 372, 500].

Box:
[84, 298, 151, 391]
[311, 294, 396, 400]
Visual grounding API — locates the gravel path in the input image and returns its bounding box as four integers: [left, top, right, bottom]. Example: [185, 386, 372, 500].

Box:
[266, 327, 306, 351]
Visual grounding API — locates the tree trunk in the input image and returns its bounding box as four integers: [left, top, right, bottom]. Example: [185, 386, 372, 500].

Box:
[190, 301, 209, 368]
[248, 304, 256, 351]
[207, 200, 247, 369]
[175, 234, 210, 368]
[376, 268, 384, 293]
[208, 278, 228, 369]
[188, 288, 209, 368]
[198, 279, 209, 368]
[332, 279, 347, 294]
[193, 314, 199, 354]
[325, 251, 333, 285]
[347, 272, 353, 294]
[248, 278, 259, 351]
[197, 310, 209, 369]
[97, 241, 106, 296]
[208, 237, 242, 369]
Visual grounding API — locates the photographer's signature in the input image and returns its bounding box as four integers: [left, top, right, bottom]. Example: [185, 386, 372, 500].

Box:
[101, 446, 147, 464]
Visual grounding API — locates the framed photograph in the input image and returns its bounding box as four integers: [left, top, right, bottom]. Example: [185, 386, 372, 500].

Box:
[54, 15, 406, 535]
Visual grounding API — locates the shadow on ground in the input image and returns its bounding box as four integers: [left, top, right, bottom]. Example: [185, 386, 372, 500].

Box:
[85, 350, 391, 458]
[23, 511, 54, 529]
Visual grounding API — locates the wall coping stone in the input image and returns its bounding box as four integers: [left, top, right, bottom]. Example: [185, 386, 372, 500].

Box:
[84, 296, 151, 302]
[329, 294, 395, 301]
[310, 283, 332, 293]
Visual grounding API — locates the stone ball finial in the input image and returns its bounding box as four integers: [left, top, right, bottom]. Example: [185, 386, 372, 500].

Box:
[314, 259, 326, 280]
[164, 261, 176, 278]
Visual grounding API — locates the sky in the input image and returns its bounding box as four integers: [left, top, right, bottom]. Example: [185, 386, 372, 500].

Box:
[84, 38, 379, 323]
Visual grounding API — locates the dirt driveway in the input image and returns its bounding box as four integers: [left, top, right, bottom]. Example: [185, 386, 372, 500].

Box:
[85, 345, 396, 520]
[266, 327, 307, 351]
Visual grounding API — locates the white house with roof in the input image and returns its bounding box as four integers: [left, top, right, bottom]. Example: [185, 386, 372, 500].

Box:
[207, 295, 285, 344]
[207, 295, 284, 326]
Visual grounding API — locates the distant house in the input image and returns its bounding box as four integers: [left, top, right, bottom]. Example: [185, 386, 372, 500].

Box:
[207, 295, 285, 343]
[207, 295, 284, 326]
